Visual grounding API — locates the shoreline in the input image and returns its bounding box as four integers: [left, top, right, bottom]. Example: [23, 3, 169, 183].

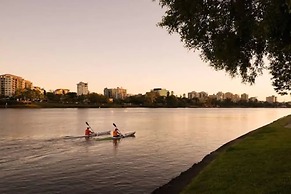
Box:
[0, 104, 289, 109]
[1, 101, 290, 109]
[152, 116, 291, 194]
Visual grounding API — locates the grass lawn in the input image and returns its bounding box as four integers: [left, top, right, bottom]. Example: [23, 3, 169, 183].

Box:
[181, 115, 291, 194]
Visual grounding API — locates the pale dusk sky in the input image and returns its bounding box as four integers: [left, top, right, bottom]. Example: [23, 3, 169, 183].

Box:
[1, 0, 290, 102]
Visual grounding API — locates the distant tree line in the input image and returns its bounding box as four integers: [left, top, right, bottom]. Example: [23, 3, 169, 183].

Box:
[0, 89, 290, 108]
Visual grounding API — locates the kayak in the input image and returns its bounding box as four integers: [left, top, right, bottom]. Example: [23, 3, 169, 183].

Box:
[95, 130, 111, 136]
[95, 131, 136, 141]
[64, 130, 111, 139]
[112, 131, 136, 139]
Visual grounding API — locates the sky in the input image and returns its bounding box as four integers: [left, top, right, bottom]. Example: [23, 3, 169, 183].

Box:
[0, 0, 290, 102]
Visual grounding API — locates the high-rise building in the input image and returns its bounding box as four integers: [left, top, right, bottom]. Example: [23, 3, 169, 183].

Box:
[77, 82, 89, 96]
[198, 91, 208, 99]
[241, 93, 249, 101]
[266, 95, 277, 103]
[0, 74, 32, 97]
[104, 87, 127, 99]
[188, 91, 208, 100]
[188, 91, 199, 99]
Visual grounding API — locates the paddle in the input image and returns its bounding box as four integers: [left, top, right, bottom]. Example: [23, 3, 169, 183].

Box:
[85, 122, 97, 137]
[113, 123, 124, 137]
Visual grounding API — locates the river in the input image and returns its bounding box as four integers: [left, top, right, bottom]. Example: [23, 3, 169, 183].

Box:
[0, 108, 290, 194]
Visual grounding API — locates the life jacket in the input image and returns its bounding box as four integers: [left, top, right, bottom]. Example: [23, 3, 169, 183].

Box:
[85, 129, 91, 136]
[112, 130, 119, 137]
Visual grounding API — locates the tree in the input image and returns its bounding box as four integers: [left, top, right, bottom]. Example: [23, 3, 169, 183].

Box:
[46, 92, 61, 102]
[166, 95, 178, 107]
[155, 96, 166, 105]
[157, 0, 291, 95]
[88, 93, 108, 104]
[145, 91, 160, 106]
[14, 88, 43, 101]
[125, 95, 146, 106]
[63, 92, 78, 103]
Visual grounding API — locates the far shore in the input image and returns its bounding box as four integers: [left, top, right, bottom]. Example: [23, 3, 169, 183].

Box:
[0, 102, 290, 109]
[152, 115, 291, 194]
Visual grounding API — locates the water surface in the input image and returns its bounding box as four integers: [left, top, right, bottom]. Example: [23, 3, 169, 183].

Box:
[0, 108, 290, 193]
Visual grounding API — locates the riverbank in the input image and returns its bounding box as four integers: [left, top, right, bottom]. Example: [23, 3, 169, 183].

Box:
[152, 114, 291, 194]
[1, 100, 290, 108]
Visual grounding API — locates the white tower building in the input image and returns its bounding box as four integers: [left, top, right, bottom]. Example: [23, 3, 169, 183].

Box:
[77, 82, 89, 96]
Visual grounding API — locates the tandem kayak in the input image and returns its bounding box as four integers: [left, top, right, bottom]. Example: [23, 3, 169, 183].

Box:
[95, 131, 136, 141]
[64, 130, 111, 139]
[95, 130, 111, 136]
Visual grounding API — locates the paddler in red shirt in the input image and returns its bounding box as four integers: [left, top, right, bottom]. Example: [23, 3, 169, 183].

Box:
[85, 127, 94, 140]
[112, 128, 122, 137]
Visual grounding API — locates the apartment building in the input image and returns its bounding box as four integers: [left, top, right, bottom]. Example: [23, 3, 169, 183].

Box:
[104, 87, 127, 99]
[188, 91, 208, 101]
[198, 91, 208, 99]
[0, 74, 33, 97]
[188, 91, 199, 99]
[241, 93, 249, 101]
[77, 82, 89, 96]
[266, 95, 277, 103]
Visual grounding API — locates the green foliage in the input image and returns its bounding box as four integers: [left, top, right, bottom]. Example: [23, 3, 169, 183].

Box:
[124, 95, 146, 106]
[3, 90, 290, 108]
[166, 95, 179, 107]
[46, 92, 61, 102]
[14, 88, 44, 101]
[88, 93, 108, 104]
[157, 0, 291, 95]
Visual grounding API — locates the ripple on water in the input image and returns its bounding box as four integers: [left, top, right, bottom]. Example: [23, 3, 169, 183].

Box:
[0, 108, 290, 194]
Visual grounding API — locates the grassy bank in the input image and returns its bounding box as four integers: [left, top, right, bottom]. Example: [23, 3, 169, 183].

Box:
[181, 115, 291, 194]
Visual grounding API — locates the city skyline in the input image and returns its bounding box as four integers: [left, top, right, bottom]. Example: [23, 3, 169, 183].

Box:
[1, 0, 290, 102]
[0, 73, 283, 103]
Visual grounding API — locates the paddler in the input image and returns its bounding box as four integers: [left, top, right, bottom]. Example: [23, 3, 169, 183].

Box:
[85, 127, 94, 140]
[112, 128, 122, 137]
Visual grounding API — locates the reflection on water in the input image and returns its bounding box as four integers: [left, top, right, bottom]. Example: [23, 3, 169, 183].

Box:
[0, 108, 290, 193]
[113, 139, 120, 147]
